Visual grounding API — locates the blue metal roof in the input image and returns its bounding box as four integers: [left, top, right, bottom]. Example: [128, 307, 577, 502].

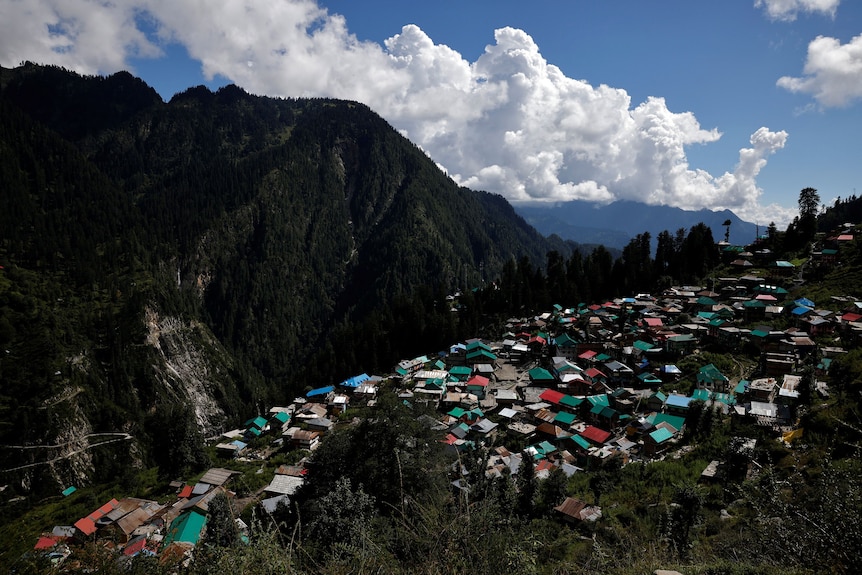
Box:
[306, 385, 335, 397]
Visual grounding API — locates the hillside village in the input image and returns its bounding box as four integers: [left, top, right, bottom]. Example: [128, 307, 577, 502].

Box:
[26, 225, 862, 569]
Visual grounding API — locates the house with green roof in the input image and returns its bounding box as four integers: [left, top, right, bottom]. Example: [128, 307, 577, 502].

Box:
[697, 363, 730, 392]
[554, 411, 577, 427]
[162, 509, 207, 547]
[554, 332, 579, 359]
[590, 404, 620, 429]
[528, 367, 555, 386]
[666, 333, 697, 355]
[643, 426, 676, 456]
[645, 391, 667, 413]
[466, 348, 497, 365]
[448, 365, 472, 382]
[651, 413, 686, 433]
[637, 372, 663, 387]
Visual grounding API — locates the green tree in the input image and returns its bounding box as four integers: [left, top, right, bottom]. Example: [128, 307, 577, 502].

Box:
[516, 455, 536, 519]
[535, 466, 568, 516]
[307, 477, 376, 559]
[664, 481, 704, 559]
[206, 492, 240, 547]
[798, 187, 820, 241]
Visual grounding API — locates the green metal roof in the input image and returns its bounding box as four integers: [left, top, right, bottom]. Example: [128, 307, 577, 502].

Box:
[638, 372, 663, 384]
[528, 367, 555, 381]
[163, 510, 207, 547]
[691, 388, 711, 402]
[465, 340, 492, 352]
[271, 412, 290, 424]
[633, 340, 655, 351]
[466, 349, 497, 361]
[447, 407, 466, 418]
[653, 413, 685, 432]
[555, 411, 577, 425]
[587, 394, 609, 407]
[559, 395, 583, 408]
[649, 427, 674, 444]
[572, 435, 591, 450]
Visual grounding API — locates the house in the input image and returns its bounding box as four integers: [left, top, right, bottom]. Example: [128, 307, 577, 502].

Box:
[466, 374, 490, 399]
[579, 425, 612, 446]
[664, 394, 692, 416]
[339, 373, 370, 390]
[610, 387, 637, 413]
[215, 439, 247, 458]
[305, 385, 335, 400]
[162, 509, 207, 548]
[748, 377, 778, 403]
[264, 474, 304, 497]
[603, 360, 635, 386]
[470, 418, 499, 439]
[645, 391, 667, 413]
[554, 497, 602, 523]
[554, 332, 579, 359]
[590, 404, 620, 429]
[528, 367, 556, 386]
[697, 363, 730, 392]
[642, 426, 675, 457]
[74, 499, 120, 538]
[290, 429, 321, 451]
[328, 394, 350, 415]
[665, 333, 698, 355]
[637, 372, 663, 388]
[778, 374, 802, 403]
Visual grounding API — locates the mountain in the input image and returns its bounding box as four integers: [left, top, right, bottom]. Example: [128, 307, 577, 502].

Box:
[0, 63, 565, 493]
[515, 199, 761, 249]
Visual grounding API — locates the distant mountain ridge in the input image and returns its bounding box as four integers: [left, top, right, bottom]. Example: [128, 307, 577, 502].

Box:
[515, 200, 761, 248]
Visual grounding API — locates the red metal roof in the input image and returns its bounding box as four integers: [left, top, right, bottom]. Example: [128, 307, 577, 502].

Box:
[580, 425, 612, 445]
[584, 367, 607, 379]
[178, 485, 193, 498]
[539, 389, 565, 405]
[34, 536, 58, 550]
[74, 517, 97, 536]
[466, 375, 489, 387]
[123, 537, 148, 556]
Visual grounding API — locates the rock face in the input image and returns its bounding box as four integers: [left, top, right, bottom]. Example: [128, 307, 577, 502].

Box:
[145, 307, 228, 436]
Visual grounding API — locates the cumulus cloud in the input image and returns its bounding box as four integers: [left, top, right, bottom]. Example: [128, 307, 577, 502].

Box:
[0, 0, 162, 72]
[754, 0, 840, 21]
[777, 34, 862, 107]
[0, 0, 788, 220]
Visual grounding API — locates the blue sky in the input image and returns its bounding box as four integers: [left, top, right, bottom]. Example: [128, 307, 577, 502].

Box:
[2, 0, 860, 226]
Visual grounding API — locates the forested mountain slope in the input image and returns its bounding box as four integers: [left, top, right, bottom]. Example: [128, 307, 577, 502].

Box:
[0, 63, 563, 493]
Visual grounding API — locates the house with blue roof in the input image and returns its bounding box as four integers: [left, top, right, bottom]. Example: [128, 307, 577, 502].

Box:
[665, 394, 693, 416]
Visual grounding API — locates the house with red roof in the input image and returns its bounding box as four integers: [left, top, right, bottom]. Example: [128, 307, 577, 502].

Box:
[579, 425, 612, 446]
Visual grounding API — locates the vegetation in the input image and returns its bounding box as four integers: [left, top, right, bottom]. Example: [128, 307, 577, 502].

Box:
[2, 64, 862, 574]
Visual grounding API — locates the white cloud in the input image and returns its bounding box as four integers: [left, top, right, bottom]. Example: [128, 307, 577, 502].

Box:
[777, 34, 862, 107]
[0, 0, 789, 222]
[754, 0, 840, 21]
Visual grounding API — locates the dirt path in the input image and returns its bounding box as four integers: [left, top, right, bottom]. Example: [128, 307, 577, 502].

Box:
[0, 433, 133, 472]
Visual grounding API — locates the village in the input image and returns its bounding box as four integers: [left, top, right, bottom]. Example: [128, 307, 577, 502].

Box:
[28, 225, 862, 569]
